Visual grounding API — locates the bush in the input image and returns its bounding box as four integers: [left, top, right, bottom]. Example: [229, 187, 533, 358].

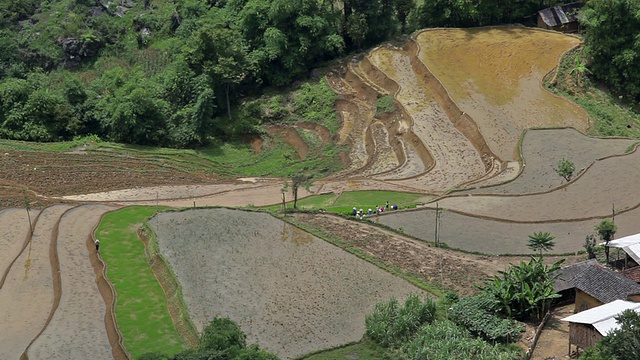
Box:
[406, 320, 522, 360]
[365, 293, 436, 347]
[450, 294, 524, 343]
[375, 96, 395, 115]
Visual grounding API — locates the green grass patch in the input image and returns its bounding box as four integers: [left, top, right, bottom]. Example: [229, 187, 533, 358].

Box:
[263, 190, 425, 214]
[333, 190, 423, 213]
[545, 48, 640, 139]
[96, 206, 187, 359]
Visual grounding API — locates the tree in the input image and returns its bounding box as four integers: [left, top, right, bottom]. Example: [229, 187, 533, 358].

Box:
[478, 257, 563, 321]
[582, 309, 640, 360]
[527, 231, 556, 256]
[395, 0, 415, 33]
[569, 55, 592, 88]
[139, 317, 279, 360]
[200, 317, 246, 354]
[584, 234, 597, 259]
[554, 158, 575, 182]
[580, 0, 640, 103]
[596, 219, 617, 265]
[282, 173, 314, 210]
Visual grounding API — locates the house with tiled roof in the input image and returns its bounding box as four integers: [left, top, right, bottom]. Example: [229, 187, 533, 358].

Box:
[553, 259, 599, 305]
[570, 265, 640, 312]
[551, 259, 640, 312]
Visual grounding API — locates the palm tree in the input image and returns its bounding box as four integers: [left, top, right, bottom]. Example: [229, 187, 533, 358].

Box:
[569, 55, 592, 87]
[527, 232, 556, 256]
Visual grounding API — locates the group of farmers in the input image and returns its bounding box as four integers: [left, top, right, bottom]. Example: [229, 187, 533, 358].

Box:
[352, 201, 398, 219]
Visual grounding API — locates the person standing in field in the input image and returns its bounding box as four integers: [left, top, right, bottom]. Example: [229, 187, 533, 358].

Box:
[95, 239, 100, 252]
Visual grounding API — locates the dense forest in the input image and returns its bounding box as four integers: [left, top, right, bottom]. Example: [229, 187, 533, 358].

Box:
[0, 0, 638, 147]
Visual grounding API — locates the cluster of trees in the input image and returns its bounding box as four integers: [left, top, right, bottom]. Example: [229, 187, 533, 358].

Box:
[1, 0, 637, 147]
[139, 317, 278, 360]
[581, 0, 640, 103]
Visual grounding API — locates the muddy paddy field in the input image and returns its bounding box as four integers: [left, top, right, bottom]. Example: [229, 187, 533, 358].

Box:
[150, 208, 424, 359]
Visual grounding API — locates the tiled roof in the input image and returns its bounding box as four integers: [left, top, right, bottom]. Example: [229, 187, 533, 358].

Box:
[571, 265, 640, 304]
[622, 266, 640, 283]
[538, 2, 583, 27]
[553, 259, 599, 292]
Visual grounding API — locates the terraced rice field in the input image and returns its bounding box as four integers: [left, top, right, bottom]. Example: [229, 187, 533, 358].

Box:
[2, 26, 639, 360]
[0, 204, 121, 360]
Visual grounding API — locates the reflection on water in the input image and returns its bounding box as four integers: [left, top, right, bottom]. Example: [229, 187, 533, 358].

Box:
[280, 222, 313, 245]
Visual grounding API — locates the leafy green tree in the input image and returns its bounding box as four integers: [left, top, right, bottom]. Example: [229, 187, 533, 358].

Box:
[527, 231, 556, 256]
[596, 219, 617, 265]
[395, 0, 416, 33]
[282, 172, 314, 210]
[346, 12, 368, 49]
[478, 257, 563, 321]
[139, 317, 279, 360]
[581, 0, 640, 103]
[582, 309, 640, 360]
[343, 0, 398, 49]
[416, 0, 479, 28]
[584, 234, 597, 260]
[200, 317, 246, 354]
[182, 15, 248, 121]
[554, 158, 575, 182]
[569, 55, 592, 88]
[235, 0, 344, 86]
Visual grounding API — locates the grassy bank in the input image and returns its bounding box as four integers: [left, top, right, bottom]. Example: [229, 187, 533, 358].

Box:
[263, 190, 427, 214]
[95, 206, 187, 358]
[545, 47, 640, 139]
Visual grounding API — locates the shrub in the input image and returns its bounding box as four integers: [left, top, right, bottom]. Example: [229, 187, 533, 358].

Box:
[405, 320, 522, 360]
[449, 294, 524, 343]
[375, 96, 395, 115]
[365, 293, 436, 347]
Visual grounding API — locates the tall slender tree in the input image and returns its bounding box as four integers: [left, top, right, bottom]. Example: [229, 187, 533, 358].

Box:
[596, 219, 617, 265]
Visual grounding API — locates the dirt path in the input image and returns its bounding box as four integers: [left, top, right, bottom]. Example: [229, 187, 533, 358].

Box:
[27, 204, 116, 360]
[0, 204, 73, 359]
[531, 304, 573, 360]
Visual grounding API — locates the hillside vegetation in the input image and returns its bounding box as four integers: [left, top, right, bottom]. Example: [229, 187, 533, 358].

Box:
[3, 0, 637, 150]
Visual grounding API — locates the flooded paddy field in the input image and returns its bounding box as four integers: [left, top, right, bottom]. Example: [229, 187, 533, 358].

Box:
[150, 208, 424, 359]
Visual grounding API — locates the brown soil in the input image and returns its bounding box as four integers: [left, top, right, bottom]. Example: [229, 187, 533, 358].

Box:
[417, 27, 588, 161]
